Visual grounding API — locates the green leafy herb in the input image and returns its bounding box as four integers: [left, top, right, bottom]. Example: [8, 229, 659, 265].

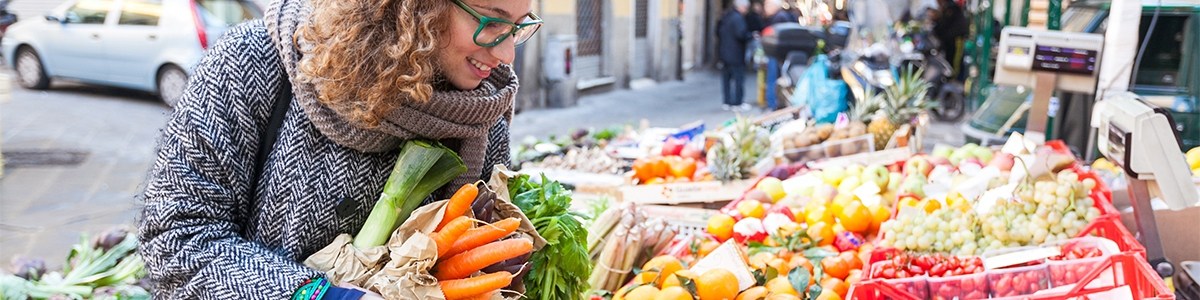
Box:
[509, 174, 591, 300]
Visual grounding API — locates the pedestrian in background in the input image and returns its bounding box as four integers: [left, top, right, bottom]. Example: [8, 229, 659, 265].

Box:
[717, 0, 752, 111]
[137, 0, 541, 299]
[762, 0, 798, 111]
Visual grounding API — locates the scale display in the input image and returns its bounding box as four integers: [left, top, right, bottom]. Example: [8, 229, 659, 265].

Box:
[1032, 46, 1098, 75]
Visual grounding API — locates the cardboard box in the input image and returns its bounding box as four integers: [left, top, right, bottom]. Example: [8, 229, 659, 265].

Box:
[1118, 204, 1200, 263]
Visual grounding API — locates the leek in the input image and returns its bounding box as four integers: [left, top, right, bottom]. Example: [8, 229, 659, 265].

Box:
[353, 140, 465, 248]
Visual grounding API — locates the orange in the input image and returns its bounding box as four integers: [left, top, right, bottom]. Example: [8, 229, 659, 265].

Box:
[698, 240, 720, 258]
[821, 256, 850, 280]
[765, 276, 799, 296]
[707, 215, 736, 241]
[789, 256, 814, 275]
[633, 158, 656, 183]
[737, 200, 766, 219]
[806, 223, 836, 246]
[735, 286, 769, 300]
[805, 206, 835, 227]
[624, 285, 662, 300]
[836, 202, 873, 233]
[652, 159, 671, 179]
[820, 277, 849, 298]
[767, 258, 791, 275]
[749, 252, 775, 270]
[663, 270, 699, 289]
[656, 286, 694, 300]
[766, 295, 802, 300]
[867, 205, 890, 233]
[814, 288, 843, 300]
[643, 256, 685, 287]
[920, 198, 941, 214]
[838, 251, 863, 271]
[696, 269, 739, 300]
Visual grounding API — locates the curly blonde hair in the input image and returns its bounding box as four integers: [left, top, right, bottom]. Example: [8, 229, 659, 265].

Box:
[297, 0, 453, 127]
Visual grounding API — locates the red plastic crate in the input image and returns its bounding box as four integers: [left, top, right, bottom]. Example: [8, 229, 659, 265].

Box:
[848, 252, 1173, 299]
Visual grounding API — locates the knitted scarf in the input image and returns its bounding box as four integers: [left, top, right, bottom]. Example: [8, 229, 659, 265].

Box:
[264, 0, 517, 189]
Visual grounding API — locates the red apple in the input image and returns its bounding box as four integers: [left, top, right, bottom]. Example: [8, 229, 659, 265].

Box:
[662, 137, 686, 156]
[989, 153, 1016, 172]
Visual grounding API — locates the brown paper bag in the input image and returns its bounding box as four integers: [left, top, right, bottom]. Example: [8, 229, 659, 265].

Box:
[303, 234, 388, 287]
[366, 165, 547, 300]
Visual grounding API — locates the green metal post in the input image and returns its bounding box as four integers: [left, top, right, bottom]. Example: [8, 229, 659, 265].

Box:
[1005, 0, 1012, 26]
[1047, 0, 1061, 29]
[1021, 0, 1031, 26]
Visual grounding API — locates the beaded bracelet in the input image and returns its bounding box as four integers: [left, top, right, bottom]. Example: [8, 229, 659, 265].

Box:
[292, 277, 331, 300]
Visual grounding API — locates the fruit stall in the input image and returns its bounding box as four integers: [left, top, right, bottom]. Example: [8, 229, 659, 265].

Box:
[579, 135, 1196, 300]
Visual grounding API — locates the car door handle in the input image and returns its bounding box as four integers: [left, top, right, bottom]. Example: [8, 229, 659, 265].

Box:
[148, 34, 157, 40]
[90, 33, 100, 39]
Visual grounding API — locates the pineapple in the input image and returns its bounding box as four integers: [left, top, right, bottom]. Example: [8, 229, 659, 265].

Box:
[868, 66, 934, 150]
[868, 111, 896, 150]
[708, 117, 770, 182]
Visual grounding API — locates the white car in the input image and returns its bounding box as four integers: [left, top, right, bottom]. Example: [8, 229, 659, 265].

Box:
[2, 0, 262, 106]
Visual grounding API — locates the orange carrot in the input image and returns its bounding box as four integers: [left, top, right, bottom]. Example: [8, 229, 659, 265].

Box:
[462, 290, 498, 300]
[432, 216, 474, 258]
[437, 183, 479, 231]
[435, 238, 533, 280]
[443, 218, 521, 259]
[439, 271, 512, 300]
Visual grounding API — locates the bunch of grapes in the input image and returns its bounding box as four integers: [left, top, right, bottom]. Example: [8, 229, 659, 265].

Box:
[978, 170, 1103, 252]
[880, 207, 981, 255]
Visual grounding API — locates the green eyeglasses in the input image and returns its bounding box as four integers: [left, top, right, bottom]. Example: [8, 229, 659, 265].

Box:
[452, 0, 543, 47]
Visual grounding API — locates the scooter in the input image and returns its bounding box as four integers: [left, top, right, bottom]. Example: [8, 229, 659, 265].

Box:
[899, 31, 966, 121]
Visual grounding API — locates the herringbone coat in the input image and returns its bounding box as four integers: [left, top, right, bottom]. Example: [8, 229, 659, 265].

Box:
[137, 20, 511, 299]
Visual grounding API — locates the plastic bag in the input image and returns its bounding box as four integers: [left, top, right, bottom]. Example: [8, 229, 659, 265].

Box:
[791, 55, 847, 123]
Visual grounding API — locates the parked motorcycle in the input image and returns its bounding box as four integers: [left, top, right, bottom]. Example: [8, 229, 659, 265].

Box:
[899, 30, 966, 121]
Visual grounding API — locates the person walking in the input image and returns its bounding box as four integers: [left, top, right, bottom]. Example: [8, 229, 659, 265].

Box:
[718, 0, 752, 111]
[137, 0, 541, 299]
[762, 0, 799, 111]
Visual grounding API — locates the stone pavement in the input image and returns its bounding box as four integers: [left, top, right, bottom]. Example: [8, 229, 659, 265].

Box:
[0, 78, 170, 264]
[0, 69, 963, 265]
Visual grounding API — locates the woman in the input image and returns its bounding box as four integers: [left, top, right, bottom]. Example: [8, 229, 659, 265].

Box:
[137, 0, 541, 298]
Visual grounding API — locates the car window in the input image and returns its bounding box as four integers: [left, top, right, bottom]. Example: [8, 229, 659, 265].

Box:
[65, 0, 114, 24]
[118, 0, 162, 26]
[1134, 15, 1191, 87]
[195, 0, 261, 27]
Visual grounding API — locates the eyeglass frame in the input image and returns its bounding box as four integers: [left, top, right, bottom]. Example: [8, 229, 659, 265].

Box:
[451, 0, 543, 47]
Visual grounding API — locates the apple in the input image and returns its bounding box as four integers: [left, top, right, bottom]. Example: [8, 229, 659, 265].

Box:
[887, 172, 904, 192]
[846, 164, 865, 179]
[928, 156, 952, 167]
[969, 146, 994, 164]
[989, 152, 1016, 171]
[813, 184, 837, 202]
[861, 164, 891, 190]
[756, 177, 787, 202]
[662, 137, 686, 156]
[838, 176, 862, 194]
[733, 217, 769, 243]
[949, 148, 971, 165]
[822, 166, 848, 186]
[680, 143, 705, 161]
[932, 145, 955, 159]
[899, 173, 927, 198]
[905, 156, 934, 177]
[745, 189, 773, 204]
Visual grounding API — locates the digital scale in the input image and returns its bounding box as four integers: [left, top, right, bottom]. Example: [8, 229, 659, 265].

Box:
[1092, 92, 1200, 278]
[995, 27, 1105, 143]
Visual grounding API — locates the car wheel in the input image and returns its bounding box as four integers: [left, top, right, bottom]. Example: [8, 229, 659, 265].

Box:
[15, 47, 50, 90]
[157, 65, 187, 107]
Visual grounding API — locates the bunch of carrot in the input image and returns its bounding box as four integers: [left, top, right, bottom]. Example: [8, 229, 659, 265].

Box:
[429, 183, 534, 300]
